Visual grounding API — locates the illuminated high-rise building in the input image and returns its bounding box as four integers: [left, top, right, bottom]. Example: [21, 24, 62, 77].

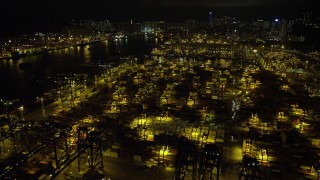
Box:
[303, 12, 313, 25]
[209, 12, 213, 28]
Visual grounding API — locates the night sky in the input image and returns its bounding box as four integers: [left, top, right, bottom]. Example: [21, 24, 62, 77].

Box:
[1, 0, 318, 36]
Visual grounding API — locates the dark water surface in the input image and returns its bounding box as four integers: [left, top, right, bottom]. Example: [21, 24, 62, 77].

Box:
[0, 37, 155, 107]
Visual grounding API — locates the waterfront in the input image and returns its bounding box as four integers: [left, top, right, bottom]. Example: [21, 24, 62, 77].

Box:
[0, 37, 155, 109]
[4, 48, 320, 179]
[2, 33, 320, 179]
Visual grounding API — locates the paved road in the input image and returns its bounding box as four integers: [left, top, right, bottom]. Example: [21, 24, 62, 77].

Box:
[24, 79, 104, 122]
[55, 156, 174, 180]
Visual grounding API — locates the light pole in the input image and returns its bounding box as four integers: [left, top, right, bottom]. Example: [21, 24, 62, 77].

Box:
[83, 77, 87, 92]
[37, 97, 46, 118]
[69, 80, 75, 107]
[19, 105, 24, 120]
[94, 75, 98, 87]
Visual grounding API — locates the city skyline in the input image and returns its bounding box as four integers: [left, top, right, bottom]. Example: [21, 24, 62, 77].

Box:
[1, 0, 319, 35]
